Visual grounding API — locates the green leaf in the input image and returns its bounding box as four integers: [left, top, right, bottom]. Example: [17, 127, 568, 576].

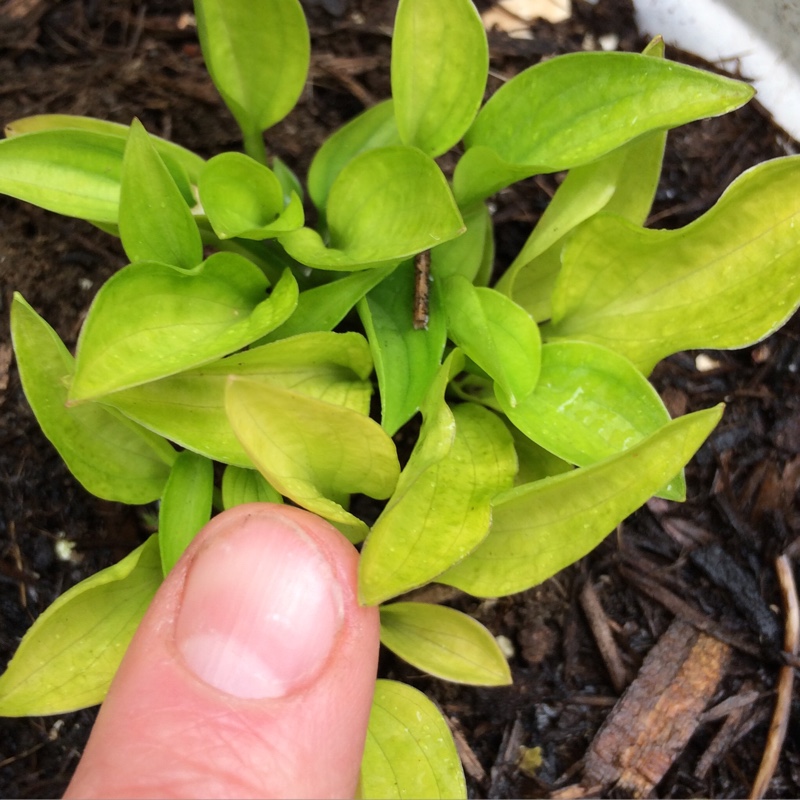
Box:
[158, 451, 214, 575]
[281, 146, 464, 270]
[507, 32, 668, 266]
[443, 276, 541, 406]
[106, 331, 374, 466]
[198, 152, 304, 240]
[503, 246, 561, 324]
[0, 536, 162, 716]
[497, 341, 684, 499]
[226, 377, 399, 542]
[260, 265, 396, 342]
[497, 131, 666, 320]
[360, 399, 517, 605]
[438, 405, 723, 597]
[271, 155, 304, 204]
[221, 465, 283, 508]
[360, 680, 466, 800]
[391, 0, 487, 157]
[547, 156, 800, 373]
[308, 100, 401, 214]
[69, 258, 298, 402]
[431, 201, 493, 284]
[0, 127, 197, 223]
[359, 260, 447, 435]
[194, 0, 309, 154]
[454, 51, 754, 205]
[380, 602, 511, 686]
[10, 293, 173, 504]
[4, 113, 206, 184]
[507, 423, 573, 485]
[119, 119, 202, 269]
[0, 129, 127, 223]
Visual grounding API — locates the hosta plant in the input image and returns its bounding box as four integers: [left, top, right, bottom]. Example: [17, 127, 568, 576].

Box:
[3, 0, 800, 796]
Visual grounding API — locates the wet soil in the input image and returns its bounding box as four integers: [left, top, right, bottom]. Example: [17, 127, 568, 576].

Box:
[1, 0, 799, 797]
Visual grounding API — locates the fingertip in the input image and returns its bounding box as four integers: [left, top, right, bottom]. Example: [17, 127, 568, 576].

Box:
[66, 504, 380, 799]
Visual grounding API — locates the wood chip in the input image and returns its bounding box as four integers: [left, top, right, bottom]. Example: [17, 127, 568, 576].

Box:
[578, 618, 731, 797]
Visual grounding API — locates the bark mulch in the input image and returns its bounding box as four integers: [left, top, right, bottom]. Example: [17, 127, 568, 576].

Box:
[1, 0, 798, 796]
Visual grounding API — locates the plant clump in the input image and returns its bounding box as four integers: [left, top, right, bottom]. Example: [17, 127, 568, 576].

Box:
[2, 0, 800, 795]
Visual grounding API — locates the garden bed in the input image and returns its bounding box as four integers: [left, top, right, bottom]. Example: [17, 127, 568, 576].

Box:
[0, 0, 798, 796]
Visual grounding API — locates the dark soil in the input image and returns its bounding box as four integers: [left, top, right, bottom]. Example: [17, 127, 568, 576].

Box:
[1, 1, 799, 797]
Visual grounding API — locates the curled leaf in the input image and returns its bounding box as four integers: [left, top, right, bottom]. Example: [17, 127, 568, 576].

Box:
[226, 376, 400, 542]
[120, 118, 202, 269]
[70, 258, 298, 402]
[199, 152, 303, 240]
[281, 146, 464, 270]
[548, 156, 800, 372]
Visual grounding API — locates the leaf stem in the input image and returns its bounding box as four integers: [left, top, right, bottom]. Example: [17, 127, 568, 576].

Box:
[242, 126, 268, 166]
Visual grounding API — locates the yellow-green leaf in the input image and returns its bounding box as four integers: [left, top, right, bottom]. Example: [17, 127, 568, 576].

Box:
[221, 465, 283, 508]
[226, 377, 399, 542]
[70, 258, 298, 402]
[105, 331, 373, 467]
[497, 341, 684, 500]
[391, 0, 487, 157]
[119, 118, 202, 269]
[380, 602, 511, 686]
[360, 398, 517, 605]
[439, 405, 723, 597]
[547, 156, 800, 373]
[0, 536, 161, 716]
[11, 293, 173, 504]
[158, 451, 214, 575]
[360, 679, 466, 800]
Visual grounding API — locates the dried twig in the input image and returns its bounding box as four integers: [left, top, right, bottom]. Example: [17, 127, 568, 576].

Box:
[620, 563, 762, 658]
[579, 580, 628, 693]
[750, 554, 799, 799]
[695, 683, 759, 780]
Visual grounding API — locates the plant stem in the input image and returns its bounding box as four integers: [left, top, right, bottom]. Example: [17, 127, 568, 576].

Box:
[242, 125, 268, 165]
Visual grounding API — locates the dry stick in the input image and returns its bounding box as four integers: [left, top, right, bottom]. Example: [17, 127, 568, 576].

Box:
[619, 563, 763, 658]
[750, 554, 799, 799]
[695, 683, 759, 780]
[413, 249, 431, 330]
[579, 580, 629, 694]
[446, 716, 487, 787]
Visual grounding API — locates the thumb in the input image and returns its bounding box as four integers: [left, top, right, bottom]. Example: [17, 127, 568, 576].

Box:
[65, 503, 380, 799]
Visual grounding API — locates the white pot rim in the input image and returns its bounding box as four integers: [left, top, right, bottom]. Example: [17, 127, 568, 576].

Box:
[633, 0, 800, 141]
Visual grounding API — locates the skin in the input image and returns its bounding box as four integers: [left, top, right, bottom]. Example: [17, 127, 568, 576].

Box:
[65, 503, 381, 799]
